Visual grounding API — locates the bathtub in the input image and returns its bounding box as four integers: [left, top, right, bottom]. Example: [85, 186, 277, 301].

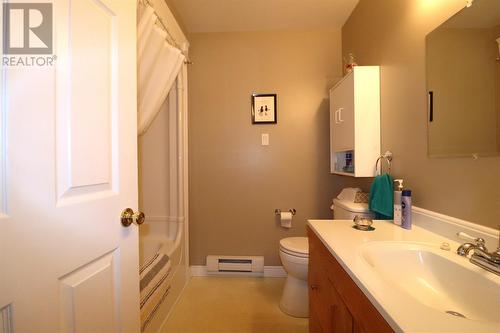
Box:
[139, 217, 188, 333]
[137, 69, 189, 332]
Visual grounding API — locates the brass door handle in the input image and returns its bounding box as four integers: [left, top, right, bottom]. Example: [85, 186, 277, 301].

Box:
[121, 208, 145, 227]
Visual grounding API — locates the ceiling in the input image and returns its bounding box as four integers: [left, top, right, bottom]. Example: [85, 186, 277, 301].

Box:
[442, 0, 500, 29]
[165, 0, 360, 33]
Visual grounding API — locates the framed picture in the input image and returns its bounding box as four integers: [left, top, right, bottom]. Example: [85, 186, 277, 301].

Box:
[251, 93, 277, 124]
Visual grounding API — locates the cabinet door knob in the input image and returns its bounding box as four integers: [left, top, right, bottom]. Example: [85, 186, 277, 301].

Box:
[311, 284, 319, 290]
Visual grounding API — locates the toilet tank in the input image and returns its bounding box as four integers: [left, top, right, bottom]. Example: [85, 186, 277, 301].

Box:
[332, 198, 374, 220]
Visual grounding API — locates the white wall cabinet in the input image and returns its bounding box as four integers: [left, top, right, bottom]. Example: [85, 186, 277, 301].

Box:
[330, 66, 380, 177]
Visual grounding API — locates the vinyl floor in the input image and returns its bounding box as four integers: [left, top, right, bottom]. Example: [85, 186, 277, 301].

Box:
[162, 277, 309, 333]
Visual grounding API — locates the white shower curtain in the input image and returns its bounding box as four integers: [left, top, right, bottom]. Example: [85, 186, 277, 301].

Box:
[137, 3, 185, 135]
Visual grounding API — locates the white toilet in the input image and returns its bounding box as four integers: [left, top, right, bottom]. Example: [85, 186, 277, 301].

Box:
[279, 237, 309, 317]
[331, 197, 375, 220]
[278, 198, 373, 318]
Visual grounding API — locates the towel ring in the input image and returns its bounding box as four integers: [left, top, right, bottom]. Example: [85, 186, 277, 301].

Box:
[375, 151, 393, 175]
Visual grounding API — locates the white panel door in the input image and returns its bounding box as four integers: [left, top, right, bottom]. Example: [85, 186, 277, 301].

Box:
[0, 1, 140, 332]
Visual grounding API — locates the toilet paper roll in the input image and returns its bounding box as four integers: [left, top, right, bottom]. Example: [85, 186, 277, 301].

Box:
[280, 211, 293, 229]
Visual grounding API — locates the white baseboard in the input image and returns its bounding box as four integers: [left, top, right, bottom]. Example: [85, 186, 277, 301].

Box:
[190, 265, 286, 278]
[190, 265, 208, 277]
[263, 266, 287, 277]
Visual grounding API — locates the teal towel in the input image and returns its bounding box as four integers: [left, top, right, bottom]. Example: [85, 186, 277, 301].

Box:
[369, 173, 394, 220]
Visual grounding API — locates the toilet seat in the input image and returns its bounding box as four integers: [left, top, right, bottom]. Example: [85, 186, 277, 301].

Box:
[279, 237, 308, 258]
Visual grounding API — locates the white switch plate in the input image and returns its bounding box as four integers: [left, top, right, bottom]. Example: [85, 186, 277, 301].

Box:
[261, 133, 269, 146]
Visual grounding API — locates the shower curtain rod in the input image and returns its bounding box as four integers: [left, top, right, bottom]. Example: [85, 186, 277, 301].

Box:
[140, 0, 193, 64]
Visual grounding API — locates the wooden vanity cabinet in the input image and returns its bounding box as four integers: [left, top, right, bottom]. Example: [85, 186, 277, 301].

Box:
[308, 227, 393, 333]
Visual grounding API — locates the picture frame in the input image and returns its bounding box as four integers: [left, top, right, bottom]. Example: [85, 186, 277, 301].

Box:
[251, 93, 277, 124]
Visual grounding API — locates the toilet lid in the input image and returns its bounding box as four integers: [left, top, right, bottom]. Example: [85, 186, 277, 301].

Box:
[279, 237, 309, 257]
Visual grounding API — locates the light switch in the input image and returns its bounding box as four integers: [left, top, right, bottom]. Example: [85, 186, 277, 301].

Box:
[261, 133, 270, 146]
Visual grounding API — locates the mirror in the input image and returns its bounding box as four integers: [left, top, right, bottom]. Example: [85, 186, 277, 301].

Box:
[426, 0, 500, 157]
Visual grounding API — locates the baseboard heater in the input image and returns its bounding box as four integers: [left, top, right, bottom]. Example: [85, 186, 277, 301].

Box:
[206, 255, 264, 273]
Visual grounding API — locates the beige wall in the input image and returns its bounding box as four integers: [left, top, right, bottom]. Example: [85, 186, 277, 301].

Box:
[138, 100, 172, 257]
[188, 29, 369, 266]
[138, 102, 171, 218]
[342, 0, 500, 228]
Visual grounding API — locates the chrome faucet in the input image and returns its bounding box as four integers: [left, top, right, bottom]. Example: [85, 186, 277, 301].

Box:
[470, 248, 500, 275]
[456, 232, 487, 256]
[456, 231, 500, 276]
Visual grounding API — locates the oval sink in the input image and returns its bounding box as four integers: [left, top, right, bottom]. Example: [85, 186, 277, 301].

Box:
[360, 241, 500, 323]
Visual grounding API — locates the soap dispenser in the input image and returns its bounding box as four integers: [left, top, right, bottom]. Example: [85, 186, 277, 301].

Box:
[393, 179, 404, 226]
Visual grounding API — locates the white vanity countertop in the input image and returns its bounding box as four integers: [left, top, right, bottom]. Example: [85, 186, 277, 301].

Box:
[307, 219, 500, 333]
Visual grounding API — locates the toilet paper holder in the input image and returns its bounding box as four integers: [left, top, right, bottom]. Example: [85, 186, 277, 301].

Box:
[275, 208, 296, 216]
